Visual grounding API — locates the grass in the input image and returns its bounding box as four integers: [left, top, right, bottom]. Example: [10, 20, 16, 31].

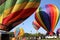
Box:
[41, 38, 60, 40]
[19, 37, 60, 40]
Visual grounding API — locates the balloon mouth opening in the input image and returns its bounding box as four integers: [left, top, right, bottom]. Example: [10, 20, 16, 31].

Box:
[46, 32, 55, 36]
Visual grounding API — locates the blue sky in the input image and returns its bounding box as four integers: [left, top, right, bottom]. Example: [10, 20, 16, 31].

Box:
[11, 0, 60, 34]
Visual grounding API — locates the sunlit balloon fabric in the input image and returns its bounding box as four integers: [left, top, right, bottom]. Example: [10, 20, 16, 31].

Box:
[35, 4, 59, 34]
[0, 0, 41, 31]
[18, 28, 24, 37]
[14, 28, 24, 37]
[32, 20, 40, 30]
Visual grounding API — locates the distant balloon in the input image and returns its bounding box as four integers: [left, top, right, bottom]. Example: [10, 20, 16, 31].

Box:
[35, 4, 59, 35]
[0, 0, 41, 31]
[14, 27, 20, 37]
[56, 28, 60, 35]
[14, 28, 24, 37]
[32, 20, 40, 30]
[18, 28, 24, 37]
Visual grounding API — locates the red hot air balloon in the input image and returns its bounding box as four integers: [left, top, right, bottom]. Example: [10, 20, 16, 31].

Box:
[35, 4, 59, 36]
[32, 20, 40, 30]
[0, 0, 41, 31]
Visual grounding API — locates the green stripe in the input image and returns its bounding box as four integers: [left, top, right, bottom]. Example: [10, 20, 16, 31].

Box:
[16, 0, 29, 4]
[4, 0, 17, 9]
[36, 0, 41, 2]
[29, 0, 35, 2]
[0, 2, 5, 14]
[29, 0, 40, 2]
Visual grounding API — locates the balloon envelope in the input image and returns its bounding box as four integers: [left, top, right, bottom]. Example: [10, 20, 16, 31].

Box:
[14, 27, 20, 37]
[14, 28, 24, 37]
[35, 4, 59, 35]
[18, 28, 24, 37]
[56, 28, 60, 34]
[32, 20, 40, 30]
[0, 0, 41, 31]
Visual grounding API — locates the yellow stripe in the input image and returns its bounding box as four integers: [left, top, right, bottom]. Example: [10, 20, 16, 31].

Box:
[24, 2, 36, 9]
[33, 3, 40, 8]
[3, 7, 13, 17]
[11, 2, 28, 13]
[19, 28, 24, 37]
[11, 1, 40, 13]
[0, 15, 3, 23]
[54, 6, 59, 30]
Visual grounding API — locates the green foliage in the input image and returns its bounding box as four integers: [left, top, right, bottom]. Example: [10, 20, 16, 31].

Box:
[8, 32, 14, 37]
[41, 38, 60, 40]
[24, 33, 44, 37]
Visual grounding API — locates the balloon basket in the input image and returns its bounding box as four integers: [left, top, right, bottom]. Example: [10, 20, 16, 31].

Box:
[0, 30, 14, 40]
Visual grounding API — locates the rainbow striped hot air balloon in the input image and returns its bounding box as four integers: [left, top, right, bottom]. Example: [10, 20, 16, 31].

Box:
[35, 4, 59, 36]
[0, 0, 41, 31]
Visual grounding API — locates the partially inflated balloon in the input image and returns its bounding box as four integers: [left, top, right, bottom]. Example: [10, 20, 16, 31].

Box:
[35, 4, 59, 35]
[32, 20, 40, 30]
[0, 0, 41, 31]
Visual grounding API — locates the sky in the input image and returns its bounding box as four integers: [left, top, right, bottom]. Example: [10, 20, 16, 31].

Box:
[11, 0, 60, 34]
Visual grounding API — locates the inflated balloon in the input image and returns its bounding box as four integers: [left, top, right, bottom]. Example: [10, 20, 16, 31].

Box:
[14, 28, 24, 37]
[32, 20, 40, 30]
[18, 28, 24, 37]
[35, 4, 59, 35]
[0, 0, 41, 31]
[56, 28, 60, 35]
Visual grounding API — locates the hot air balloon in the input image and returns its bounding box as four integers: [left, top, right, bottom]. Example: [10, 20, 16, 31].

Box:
[32, 20, 40, 30]
[56, 28, 60, 36]
[18, 28, 24, 37]
[14, 27, 20, 37]
[35, 4, 59, 36]
[0, 0, 41, 31]
[14, 28, 24, 40]
[14, 27, 24, 37]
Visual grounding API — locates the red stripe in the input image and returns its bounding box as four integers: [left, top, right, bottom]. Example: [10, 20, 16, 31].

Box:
[3, 8, 37, 26]
[33, 20, 40, 30]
